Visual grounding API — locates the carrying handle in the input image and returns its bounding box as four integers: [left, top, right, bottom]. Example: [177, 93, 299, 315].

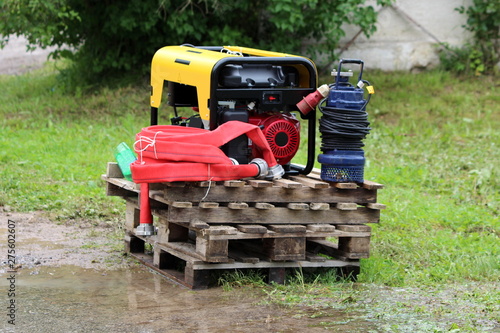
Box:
[334, 59, 364, 90]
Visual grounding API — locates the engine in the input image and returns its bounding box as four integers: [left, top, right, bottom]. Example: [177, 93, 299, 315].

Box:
[249, 113, 300, 165]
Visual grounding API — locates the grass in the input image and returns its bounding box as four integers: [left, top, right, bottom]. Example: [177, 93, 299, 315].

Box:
[1, 62, 499, 331]
[359, 70, 499, 286]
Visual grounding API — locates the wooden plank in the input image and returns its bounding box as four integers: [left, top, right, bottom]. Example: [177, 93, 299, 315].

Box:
[155, 241, 204, 264]
[184, 263, 211, 289]
[336, 225, 371, 232]
[167, 222, 189, 242]
[224, 180, 246, 187]
[106, 162, 123, 178]
[124, 234, 145, 254]
[336, 203, 358, 211]
[306, 172, 322, 181]
[191, 258, 359, 270]
[167, 206, 380, 224]
[289, 175, 330, 189]
[228, 202, 249, 209]
[338, 237, 371, 255]
[201, 226, 238, 236]
[159, 185, 377, 204]
[237, 224, 268, 234]
[255, 202, 275, 210]
[334, 182, 358, 189]
[307, 239, 369, 259]
[207, 229, 355, 240]
[105, 181, 133, 197]
[159, 240, 225, 262]
[362, 180, 384, 190]
[172, 201, 193, 208]
[309, 203, 330, 211]
[366, 202, 387, 210]
[306, 253, 326, 262]
[287, 203, 310, 210]
[189, 219, 210, 230]
[128, 252, 193, 289]
[273, 178, 303, 189]
[104, 176, 139, 196]
[268, 225, 306, 233]
[307, 224, 336, 232]
[247, 179, 273, 188]
[228, 249, 260, 264]
[198, 202, 219, 209]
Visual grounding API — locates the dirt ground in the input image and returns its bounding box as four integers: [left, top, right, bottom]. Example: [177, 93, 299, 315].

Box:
[0, 209, 129, 271]
[1, 210, 378, 333]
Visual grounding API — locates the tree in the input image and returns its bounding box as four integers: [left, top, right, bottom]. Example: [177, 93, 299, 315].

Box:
[0, 0, 392, 81]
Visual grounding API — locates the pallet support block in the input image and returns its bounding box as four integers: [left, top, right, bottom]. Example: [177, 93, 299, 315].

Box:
[337, 225, 371, 255]
[185, 263, 210, 289]
[268, 267, 286, 284]
[263, 237, 306, 261]
[125, 201, 140, 231]
[196, 237, 229, 262]
[125, 234, 145, 254]
[153, 247, 169, 269]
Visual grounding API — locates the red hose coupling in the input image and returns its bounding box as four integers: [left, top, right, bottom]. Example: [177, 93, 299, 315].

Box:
[296, 84, 330, 115]
[136, 183, 156, 236]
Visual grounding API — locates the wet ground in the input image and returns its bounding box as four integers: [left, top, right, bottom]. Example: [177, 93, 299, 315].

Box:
[0, 211, 379, 333]
[1, 265, 377, 333]
[2, 211, 498, 333]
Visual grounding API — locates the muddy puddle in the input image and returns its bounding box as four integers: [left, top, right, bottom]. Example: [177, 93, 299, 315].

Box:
[0, 265, 375, 333]
[2, 212, 497, 332]
[0, 212, 376, 332]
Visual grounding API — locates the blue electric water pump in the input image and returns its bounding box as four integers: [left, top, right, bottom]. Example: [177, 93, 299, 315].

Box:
[318, 59, 373, 183]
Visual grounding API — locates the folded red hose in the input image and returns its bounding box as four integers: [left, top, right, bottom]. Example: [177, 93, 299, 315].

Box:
[130, 121, 281, 233]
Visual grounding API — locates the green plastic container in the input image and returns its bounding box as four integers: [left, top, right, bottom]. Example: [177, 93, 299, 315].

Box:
[114, 142, 136, 181]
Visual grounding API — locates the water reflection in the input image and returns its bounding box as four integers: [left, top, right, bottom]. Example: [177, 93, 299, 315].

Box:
[0, 265, 373, 332]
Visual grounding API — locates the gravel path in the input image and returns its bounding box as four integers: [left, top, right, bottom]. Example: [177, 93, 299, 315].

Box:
[0, 35, 57, 75]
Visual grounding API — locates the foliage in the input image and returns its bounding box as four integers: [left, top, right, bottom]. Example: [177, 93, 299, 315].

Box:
[0, 0, 392, 82]
[439, 0, 499, 75]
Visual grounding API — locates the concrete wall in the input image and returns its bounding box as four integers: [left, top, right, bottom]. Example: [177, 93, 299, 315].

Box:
[336, 0, 473, 71]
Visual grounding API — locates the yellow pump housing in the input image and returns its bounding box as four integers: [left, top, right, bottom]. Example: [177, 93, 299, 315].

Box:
[148, 44, 319, 175]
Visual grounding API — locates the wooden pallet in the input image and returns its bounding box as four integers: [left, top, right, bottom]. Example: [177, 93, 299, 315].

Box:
[103, 162, 385, 288]
[125, 232, 361, 289]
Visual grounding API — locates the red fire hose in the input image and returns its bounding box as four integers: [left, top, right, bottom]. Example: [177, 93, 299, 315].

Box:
[130, 121, 283, 235]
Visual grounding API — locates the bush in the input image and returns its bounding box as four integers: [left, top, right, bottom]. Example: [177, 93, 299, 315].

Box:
[0, 0, 392, 82]
[439, 0, 499, 75]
